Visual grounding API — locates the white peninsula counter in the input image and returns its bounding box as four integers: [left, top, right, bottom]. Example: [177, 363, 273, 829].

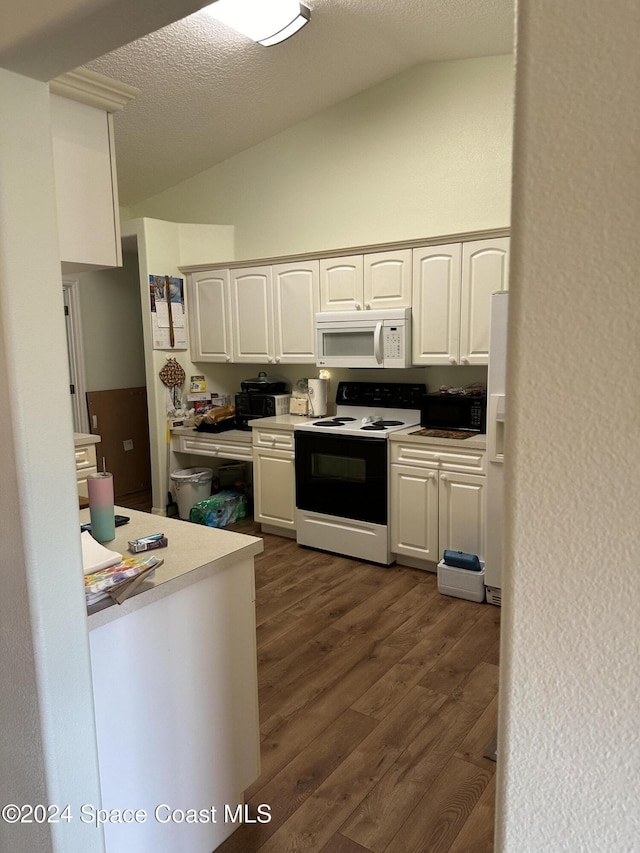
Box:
[83, 508, 263, 853]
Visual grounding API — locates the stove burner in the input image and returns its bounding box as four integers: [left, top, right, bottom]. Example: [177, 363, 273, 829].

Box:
[313, 416, 357, 427]
[360, 419, 405, 431]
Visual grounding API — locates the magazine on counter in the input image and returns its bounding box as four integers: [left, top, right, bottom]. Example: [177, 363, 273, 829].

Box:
[85, 553, 162, 606]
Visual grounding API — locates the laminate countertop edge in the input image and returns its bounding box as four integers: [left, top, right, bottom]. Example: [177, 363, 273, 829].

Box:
[84, 507, 263, 631]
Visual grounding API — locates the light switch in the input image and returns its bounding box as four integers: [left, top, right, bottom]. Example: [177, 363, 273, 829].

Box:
[123, 439, 134, 452]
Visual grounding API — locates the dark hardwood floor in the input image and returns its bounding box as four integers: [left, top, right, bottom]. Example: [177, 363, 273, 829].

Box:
[218, 519, 500, 853]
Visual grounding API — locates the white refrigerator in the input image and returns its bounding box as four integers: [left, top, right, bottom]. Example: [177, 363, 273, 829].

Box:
[484, 291, 508, 605]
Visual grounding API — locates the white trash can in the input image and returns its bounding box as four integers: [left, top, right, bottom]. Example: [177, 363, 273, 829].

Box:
[170, 467, 213, 520]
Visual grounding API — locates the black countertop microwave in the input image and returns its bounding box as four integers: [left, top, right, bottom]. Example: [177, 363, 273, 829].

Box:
[235, 393, 291, 430]
[420, 392, 487, 434]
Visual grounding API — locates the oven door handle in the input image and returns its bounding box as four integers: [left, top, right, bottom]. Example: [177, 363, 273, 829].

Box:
[373, 321, 384, 365]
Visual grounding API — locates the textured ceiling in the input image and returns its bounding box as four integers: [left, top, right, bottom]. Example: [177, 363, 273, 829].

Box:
[87, 0, 515, 207]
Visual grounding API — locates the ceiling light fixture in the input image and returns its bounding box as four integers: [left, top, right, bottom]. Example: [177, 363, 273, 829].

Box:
[204, 0, 310, 47]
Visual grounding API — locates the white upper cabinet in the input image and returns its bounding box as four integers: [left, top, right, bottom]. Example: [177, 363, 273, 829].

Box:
[363, 250, 412, 310]
[460, 238, 510, 364]
[49, 70, 137, 274]
[412, 237, 509, 366]
[184, 233, 508, 367]
[319, 255, 364, 311]
[412, 243, 462, 365]
[230, 266, 274, 363]
[187, 270, 233, 362]
[320, 250, 411, 311]
[272, 261, 320, 363]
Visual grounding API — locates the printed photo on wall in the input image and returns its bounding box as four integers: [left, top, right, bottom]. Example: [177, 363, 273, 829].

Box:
[149, 275, 187, 350]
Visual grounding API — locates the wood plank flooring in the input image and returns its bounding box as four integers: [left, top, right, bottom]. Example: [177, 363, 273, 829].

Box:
[216, 521, 499, 853]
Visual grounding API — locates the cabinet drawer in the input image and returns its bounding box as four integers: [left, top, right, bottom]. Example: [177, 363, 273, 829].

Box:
[390, 441, 485, 473]
[77, 465, 98, 498]
[174, 435, 253, 461]
[252, 428, 294, 451]
[75, 444, 97, 471]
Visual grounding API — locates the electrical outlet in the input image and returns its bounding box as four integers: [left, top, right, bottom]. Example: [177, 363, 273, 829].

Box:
[123, 439, 134, 452]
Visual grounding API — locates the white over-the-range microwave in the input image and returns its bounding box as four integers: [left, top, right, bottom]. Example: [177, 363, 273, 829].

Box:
[315, 307, 411, 369]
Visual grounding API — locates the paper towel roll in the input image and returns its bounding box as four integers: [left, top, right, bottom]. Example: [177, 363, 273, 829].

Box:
[308, 378, 328, 417]
[87, 472, 116, 542]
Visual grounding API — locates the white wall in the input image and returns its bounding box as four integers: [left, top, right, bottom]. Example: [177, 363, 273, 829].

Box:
[0, 68, 104, 853]
[496, 1, 640, 850]
[128, 55, 514, 260]
[77, 250, 146, 391]
[123, 218, 235, 513]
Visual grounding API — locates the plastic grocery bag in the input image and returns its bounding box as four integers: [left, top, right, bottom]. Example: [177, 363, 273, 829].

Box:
[189, 491, 248, 528]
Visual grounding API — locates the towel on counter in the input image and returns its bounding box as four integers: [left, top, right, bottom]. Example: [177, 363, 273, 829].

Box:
[81, 531, 121, 575]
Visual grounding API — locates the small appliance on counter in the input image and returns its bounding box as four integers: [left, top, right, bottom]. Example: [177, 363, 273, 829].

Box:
[235, 372, 291, 430]
[239, 372, 287, 394]
[420, 387, 487, 434]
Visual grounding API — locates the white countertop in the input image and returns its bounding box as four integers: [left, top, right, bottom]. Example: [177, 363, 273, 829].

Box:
[389, 426, 487, 449]
[84, 506, 263, 630]
[74, 432, 100, 446]
[171, 425, 253, 442]
[248, 414, 313, 431]
[248, 415, 487, 447]
[173, 416, 486, 447]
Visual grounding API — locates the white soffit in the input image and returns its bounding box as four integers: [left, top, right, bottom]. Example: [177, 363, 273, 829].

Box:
[86, 0, 515, 206]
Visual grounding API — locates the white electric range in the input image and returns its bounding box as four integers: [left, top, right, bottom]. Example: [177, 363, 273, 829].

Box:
[293, 381, 426, 564]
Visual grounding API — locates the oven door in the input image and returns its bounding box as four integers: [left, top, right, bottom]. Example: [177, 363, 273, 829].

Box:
[294, 430, 387, 524]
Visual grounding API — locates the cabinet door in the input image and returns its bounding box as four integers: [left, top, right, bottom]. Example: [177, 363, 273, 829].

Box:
[187, 270, 233, 362]
[364, 250, 412, 310]
[460, 238, 510, 365]
[411, 244, 462, 365]
[438, 471, 485, 560]
[230, 266, 274, 363]
[319, 255, 364, 311]
[272, 261, 320, 364]
[253, 448, 296, 530]
[390, 463, 439, 562]
[51, 95, 121, 273]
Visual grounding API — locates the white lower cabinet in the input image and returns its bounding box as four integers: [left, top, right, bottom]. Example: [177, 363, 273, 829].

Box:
[390, 440, 486, 567]
[390, 464, 440, 562]
[252, 427, 296, 533]
[437, 471, 485, 559]
[75, 436, 99, 499]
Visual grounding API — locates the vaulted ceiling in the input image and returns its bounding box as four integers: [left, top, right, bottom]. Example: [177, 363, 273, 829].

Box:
[86, 0, 515, 207]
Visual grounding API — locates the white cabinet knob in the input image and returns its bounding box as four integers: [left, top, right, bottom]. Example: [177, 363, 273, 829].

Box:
[225, 356, 231, 362]
[449, 356, 457, 365]
[461, 357, 469, 365]
[426, 471, 436, 480]
[355, 302, 362, 310]
[275, 356, 281, 363]
[267, 356, 273, 363]
[440, 473, 447, 482]
[365, 302, 371, 310]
